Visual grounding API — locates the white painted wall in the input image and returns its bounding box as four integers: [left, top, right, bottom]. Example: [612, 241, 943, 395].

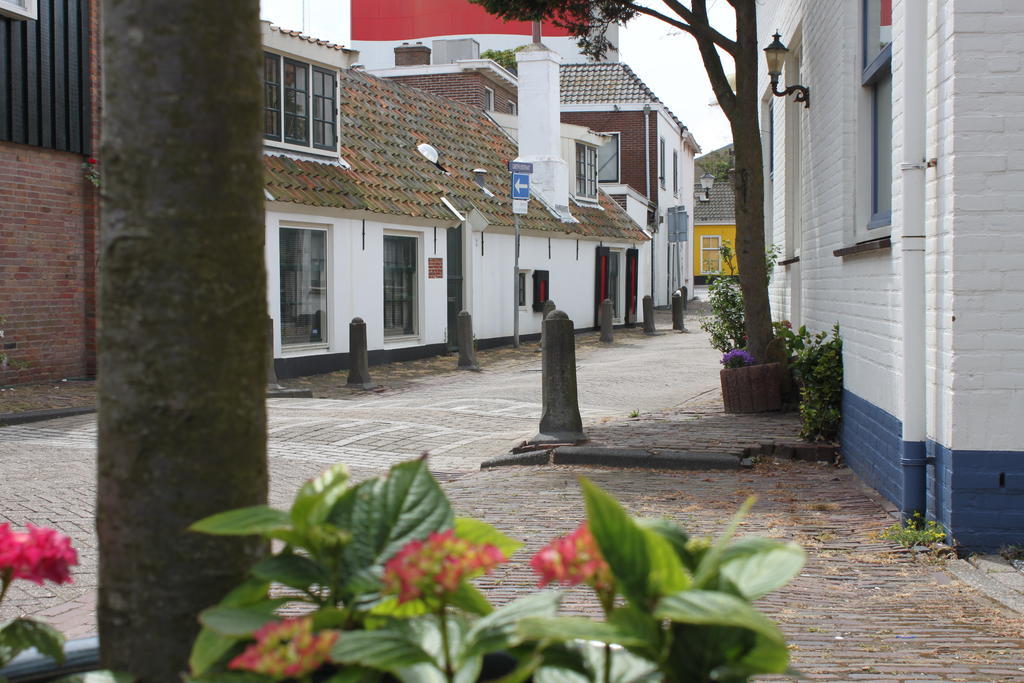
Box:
[760, 0, 1024, 451]
[266, 207, 449, 357]
[651, 109, 698, 306]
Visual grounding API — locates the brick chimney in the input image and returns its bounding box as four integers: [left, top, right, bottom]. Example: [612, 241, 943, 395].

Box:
[515, 42, 570, 220]
[395, 42, 431, 67]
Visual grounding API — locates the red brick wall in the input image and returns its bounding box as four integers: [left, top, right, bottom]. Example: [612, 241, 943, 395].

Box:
[560, 109, 657, 211]
[0, 0, 100, 386]
[388, 72, 517, 114]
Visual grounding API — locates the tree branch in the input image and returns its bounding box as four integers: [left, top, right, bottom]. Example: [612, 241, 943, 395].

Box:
[692, 0, 737, 116]
[658, 0, 738, 54]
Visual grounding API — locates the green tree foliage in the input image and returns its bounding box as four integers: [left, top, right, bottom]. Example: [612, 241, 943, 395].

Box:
[481, 46, 528, 72]
[469, 0, 777, 362]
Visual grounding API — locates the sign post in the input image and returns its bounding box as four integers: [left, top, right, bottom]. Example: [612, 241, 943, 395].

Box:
[508, 161, 532, 347]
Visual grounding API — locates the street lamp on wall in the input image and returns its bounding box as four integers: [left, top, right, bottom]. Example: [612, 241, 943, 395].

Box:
[697, 172, 715, 201]
[764, 32, 809, 108]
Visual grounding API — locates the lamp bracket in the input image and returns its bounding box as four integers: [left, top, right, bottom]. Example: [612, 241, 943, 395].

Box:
[771, 80, 810, 108]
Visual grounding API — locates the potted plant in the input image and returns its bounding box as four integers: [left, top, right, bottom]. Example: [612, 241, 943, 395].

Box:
[719, 349, 783, 414]
[184, 457, 805, 682]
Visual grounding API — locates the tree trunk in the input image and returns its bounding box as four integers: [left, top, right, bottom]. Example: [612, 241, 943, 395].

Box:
[728, 2, 773, 362]
[97, 1, 267, 679]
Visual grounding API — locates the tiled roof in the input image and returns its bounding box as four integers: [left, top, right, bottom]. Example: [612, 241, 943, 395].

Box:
[263, 68, 647, 243]
[693, 181, 734, 224]
[267, 24, 353, 52]
[560, 62, 684, 130]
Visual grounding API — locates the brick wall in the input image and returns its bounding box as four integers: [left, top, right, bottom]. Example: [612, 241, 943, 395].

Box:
[560, 109, 657, 208]
[388, 72, 517, 114]
[0, 0, 99, 385]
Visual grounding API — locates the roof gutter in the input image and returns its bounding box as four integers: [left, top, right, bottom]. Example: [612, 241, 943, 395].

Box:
[441, 197, 466, 222]
[644, 103, 654, 299]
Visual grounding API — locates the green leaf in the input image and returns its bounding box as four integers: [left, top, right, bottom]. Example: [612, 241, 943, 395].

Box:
[453, 518, 522, 559]
[291, 463, 350, 529]
[516, 617, 649, 649]
[189, 579, 271, 676]
[189, 506, 291, 537]
[654, 590, 785, 645]
[579, 478, 689, 607]
[692, 497, 756, 588]
[250, 553, 327, 591]
[198, 602, 286, 637]
[330, 629, 436, 671]
[0, 618, 65, 664]
[448, 581, 493, 617]
[329, 460, 454, 581]
[462, 591, 561, 659]
[49, 672, 136, 683]
[606, 606, 662, 660]
[186, 674, 274, 683]
[719, 539, 805, 600]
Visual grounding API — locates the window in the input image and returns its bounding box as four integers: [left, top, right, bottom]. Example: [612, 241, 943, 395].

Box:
[598, 133, 620, 183]
[863, 0, 893, 229]
[384, 235, 417, 337]
[673, 150, 679, 195]
[701, 235, 722, 274]
[279, 227, 328, 346]
[264, 54, 282, 141]
[0, 0, 36, 20]
[312, 68, 337, 150]
[483, 87, 494, 111]
[508, 101, 518, 115]
[264, 52, 337, 152]
[575, 143, 597, 199]
[659, 137, 666, 188]
[517, 271, 528, 308]
[768, 101, 775, 178]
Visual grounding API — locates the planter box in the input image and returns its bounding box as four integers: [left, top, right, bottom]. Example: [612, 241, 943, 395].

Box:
[720, 363, 783, 413]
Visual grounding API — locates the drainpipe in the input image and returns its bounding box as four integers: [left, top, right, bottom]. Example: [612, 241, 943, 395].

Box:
[899, 0, 928, 520]
[644, 103, 654, 300]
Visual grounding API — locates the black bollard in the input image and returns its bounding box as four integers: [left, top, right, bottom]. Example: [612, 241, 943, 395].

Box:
[456, 310, 481, 371]
[267, 316, 282, 389]
[533, 310, 585, 444]
[642, 295, 658, 335]
[346, 317, 377, 389]
[672, 291, 685, 332]
[599, 298, 614, 343]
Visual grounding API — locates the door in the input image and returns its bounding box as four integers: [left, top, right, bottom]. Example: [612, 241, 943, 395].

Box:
[446, 224, 463, 350]
[594, 246, 610, 328]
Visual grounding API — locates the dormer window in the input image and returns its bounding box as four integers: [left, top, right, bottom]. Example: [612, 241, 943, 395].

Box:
[575, 142, 597, 199]
[264, 52, 337, 152]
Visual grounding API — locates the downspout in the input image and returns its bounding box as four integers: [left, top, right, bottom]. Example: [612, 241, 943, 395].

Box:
[899, 0, 928, 520]
[644, 103, 654, 299]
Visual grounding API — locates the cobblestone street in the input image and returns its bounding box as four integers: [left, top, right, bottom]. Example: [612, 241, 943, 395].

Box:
[2, 321, 1023, 681]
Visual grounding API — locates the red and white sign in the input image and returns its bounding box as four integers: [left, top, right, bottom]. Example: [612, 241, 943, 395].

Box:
[351, 0, 570, 41]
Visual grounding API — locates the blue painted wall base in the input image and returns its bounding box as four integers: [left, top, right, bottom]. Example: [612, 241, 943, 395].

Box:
[840, 389, 1024, 551]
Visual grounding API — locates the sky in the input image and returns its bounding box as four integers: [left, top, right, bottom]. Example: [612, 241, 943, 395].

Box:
[260, 0, 736, 155]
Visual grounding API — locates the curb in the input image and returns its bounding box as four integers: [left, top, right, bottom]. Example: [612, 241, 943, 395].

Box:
[481, 446, 749, 471]
[267, 388, 314, 399]
[947, 558, 1024, 615]
[0, 406, 96, 426]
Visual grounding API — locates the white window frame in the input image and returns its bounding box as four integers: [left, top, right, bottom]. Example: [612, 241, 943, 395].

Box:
[597, 132, 620, 183]
[383, 232, 420, 340]
[483, 87, 495, 112]
[263, 50, 339, 157]
[659, 137, 666, 188]
[278, 223, 330, 351]
[0, 0, 36, 20]
[575, 142, 598, 200]
[517, 269, 531, 310]
[856, 0, 893, 242]
[700, 235, 722, 275]
[508, 101, 518, 115]
[673, 149, 679, 196]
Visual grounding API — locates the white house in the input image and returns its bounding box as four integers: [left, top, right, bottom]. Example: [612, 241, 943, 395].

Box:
[760, 0, 1024, 549]
[260, 24, 648, 379]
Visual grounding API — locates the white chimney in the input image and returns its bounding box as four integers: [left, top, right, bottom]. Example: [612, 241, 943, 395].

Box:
[515, 43, 570, 220]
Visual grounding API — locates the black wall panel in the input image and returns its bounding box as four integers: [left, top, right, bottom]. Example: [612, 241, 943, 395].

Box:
[0, 0, 91, 154]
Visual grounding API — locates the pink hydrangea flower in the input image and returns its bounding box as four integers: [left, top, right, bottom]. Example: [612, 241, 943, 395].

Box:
[383, 529, 505, 604]
[0, 523, 78, 586]
[530, 523, 612, 593]
[229, 617, 338, 677]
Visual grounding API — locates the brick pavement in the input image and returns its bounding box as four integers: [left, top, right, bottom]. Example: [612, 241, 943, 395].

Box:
[2, 320, 1024, 680]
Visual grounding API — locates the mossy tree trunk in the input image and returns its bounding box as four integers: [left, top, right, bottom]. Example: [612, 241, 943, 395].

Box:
[96, 1, 267, 679]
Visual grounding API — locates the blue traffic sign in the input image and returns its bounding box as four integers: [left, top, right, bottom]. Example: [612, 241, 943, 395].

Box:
[507, 160, 534, 173]
[511, 173, 530, 200]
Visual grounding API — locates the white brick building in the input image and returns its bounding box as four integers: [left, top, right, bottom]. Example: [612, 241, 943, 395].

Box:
[760, 0, 1024, 549]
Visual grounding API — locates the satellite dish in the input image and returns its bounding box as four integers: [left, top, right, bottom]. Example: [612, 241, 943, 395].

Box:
[417, 143, 439, 164]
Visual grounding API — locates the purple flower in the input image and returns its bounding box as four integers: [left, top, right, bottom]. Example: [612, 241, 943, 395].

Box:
[721, 349, 756, 369]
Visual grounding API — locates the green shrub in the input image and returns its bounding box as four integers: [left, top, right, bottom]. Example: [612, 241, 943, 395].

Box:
[700, 244, 780, 353]
[880, 513, 947, 548]
[783, 324, 843, 441]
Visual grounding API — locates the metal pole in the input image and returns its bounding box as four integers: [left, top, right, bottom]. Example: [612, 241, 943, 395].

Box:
[513, 214, 520, 347]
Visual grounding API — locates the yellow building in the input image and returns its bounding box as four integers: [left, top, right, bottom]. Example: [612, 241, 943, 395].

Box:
[692, 179, 737, 286]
